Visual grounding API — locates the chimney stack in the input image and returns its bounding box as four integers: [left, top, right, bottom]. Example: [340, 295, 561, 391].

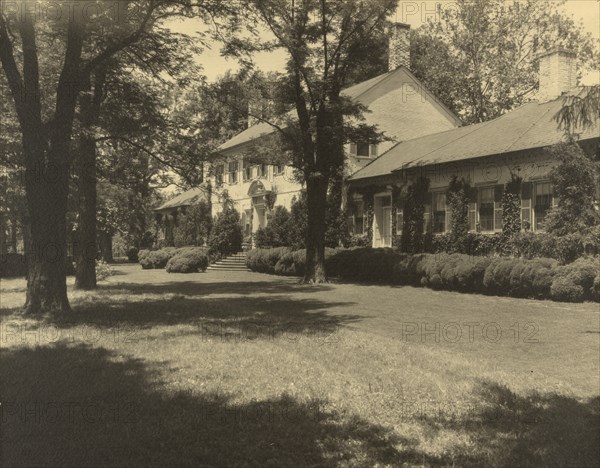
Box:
[388, 23, 411, 71]
[537, 48, 577, 102]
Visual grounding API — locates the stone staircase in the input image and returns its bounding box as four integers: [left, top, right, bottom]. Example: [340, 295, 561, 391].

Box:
[207, 251, 250, 271]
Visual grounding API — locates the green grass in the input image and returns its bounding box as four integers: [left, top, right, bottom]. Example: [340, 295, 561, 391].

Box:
[1, 264, 599, 467]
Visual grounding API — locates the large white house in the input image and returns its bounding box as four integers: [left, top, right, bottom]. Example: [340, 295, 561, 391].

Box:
[201, 24, 461, 243]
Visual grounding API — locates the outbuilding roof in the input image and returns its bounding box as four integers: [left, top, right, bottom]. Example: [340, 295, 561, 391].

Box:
[349, 89, 600, 181]
[154, 187, 209, 212]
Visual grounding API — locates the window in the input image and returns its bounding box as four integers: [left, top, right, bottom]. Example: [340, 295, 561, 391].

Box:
[351, 200, 365, 235]
[396, 209, 404, 235]
[274, 164, 285, 175]
[243, 209, 252, 237]
[350, 142, 378, 158]
[215, 164, 224, 185]
[478, 187, 494, 232]
[432, 192, 446, 234]
[259, 164, 268, 178]
[228, 161, 238, 184]
[243, 160, 252, 181]
[424, 202, 431, 234]
[468, 201, 477, 231]
[534, 182, 553, 231]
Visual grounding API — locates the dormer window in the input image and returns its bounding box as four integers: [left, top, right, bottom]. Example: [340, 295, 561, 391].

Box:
[350, 142, 378, 158]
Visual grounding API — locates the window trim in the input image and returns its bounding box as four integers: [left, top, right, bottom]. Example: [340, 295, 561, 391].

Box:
[533, 180, 553, 232]
[431, 191, 447, 234]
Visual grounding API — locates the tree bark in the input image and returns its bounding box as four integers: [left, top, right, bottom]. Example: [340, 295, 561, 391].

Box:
[303, 172, 329, 283]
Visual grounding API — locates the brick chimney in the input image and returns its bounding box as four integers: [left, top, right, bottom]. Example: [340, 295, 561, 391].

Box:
[537, 48, 577, 102]
[388, 23, 411, 71]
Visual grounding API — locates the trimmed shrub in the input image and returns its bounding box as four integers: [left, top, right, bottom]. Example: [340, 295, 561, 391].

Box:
[208, 207, 243, 258]
[254, 206, 293, 248]
[126, 247, 139, 263]
[327, 248, 404, 282]
[551, 256, 600, 302]
[274, 248, 338, 277]
[246, 247, 290, 274]
[139, 247, 178, 269]
[166, 247, 209, 273]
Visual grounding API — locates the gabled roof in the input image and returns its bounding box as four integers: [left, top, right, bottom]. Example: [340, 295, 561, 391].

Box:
[349, 89, 600, 181]
[154, 187, 208, 212]
[217, 66, 460, 153]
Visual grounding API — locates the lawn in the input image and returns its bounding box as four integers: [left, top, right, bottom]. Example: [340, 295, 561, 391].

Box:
[1, 264, 599, 467]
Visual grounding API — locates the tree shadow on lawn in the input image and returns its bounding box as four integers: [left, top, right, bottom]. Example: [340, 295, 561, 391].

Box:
[101, 278, 335, 297]
[0, 344, 409, 467]
[411, 380, 600, 467]
[21, 293, 361, 341]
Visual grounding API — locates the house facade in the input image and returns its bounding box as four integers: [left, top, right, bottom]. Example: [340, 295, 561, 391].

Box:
[206, 23, 461, 244]
[347, 49, 599, 248]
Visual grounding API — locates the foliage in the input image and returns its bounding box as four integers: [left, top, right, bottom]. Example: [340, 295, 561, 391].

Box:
[254, 206, 293, 248]
[550, 257, 600, 302]
[411, 0, 600, 123]
[502, 174, 522, 237]
[544, 143, 600, 236]
[173, 202, 212, 248]
[274, 248, 339, 277]
[95, 261, 114, 282]
[138, 248, 179, 270]
[126, 248, 140, 263]
[288, 194, 309, 250]
[446, 176, 471, 252]
[401, 177, 430, 253]
[208, 193, 243, 257]
[245, 247, 291, 274]
[348, 234, 369, 247]
[165, 248, 209, 273]
[556, 85, 600, 134]
[0, 253, 27, 278]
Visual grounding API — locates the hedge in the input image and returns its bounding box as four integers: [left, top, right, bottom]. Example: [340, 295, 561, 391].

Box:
[246, 247, 600, 303]
[166, 247, 209, 273]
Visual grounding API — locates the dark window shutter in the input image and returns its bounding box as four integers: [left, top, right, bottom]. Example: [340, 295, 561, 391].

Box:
[494, 184, 504, 202]
[521, 182, 532, 200]
[349, 143, 357, 155]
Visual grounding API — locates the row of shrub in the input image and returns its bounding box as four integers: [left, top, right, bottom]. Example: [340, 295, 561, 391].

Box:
[138, 247, 209, 273]
[246, 247, 600, 303]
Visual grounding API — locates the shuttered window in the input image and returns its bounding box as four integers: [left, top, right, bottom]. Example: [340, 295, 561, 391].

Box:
[432, 192, 446, 234]
[534, 182, 553, 231]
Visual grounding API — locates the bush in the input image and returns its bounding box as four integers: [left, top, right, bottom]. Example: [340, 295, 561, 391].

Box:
[173, 201, 212, 248]
[126, 247, 139, 263]
[254, 206, 293, 248]
[166, 247, 209, 273]
[550, 256, 600, 302]
[274, 248, 338, 277]
[246, 247, 291, 274]
[327, 248, 403, 282]
[347, 234, 369, 247]
[138, 247, 178, 269]
[208, 199, 243, 258]
[96, 260, 114, 281]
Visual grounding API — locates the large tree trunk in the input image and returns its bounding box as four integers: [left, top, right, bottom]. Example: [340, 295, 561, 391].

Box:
[303, 173, 329, 283]
[74, 134, 97, 290]
[23, 157, 72, 315]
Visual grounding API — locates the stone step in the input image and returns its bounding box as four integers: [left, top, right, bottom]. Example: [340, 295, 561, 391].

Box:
[207, 265, 251, 271]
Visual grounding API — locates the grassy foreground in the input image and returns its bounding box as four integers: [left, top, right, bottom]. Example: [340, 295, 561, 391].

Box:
[1, 264, 599, 467]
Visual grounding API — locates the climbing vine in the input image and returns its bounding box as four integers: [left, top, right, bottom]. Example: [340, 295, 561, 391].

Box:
[401, 177, 430, 253]
[502, 173, 522, 237]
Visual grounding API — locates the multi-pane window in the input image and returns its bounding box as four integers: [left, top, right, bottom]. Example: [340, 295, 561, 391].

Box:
[350, 142, 378, 158]
[259, 164, 268, 178]
[228, 161, 238, 184]
[354, 201, 365, 235]
[274, 164, 285, 175]
[243, 160, 252, 181]
[534, 182, 553, 231]
[432, 192, 446, 234]
[479, 187, 495, 232]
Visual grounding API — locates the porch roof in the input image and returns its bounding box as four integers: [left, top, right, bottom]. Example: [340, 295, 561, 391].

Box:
[349, 88, 600, 182]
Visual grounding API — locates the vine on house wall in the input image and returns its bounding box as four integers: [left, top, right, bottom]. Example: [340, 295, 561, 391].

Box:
[447, 176, 471, 253]
[391, 186, 404, 248]
[362, 188, 376, 246]
[502, 173, 522, 238]
[400, 177, 430, 253]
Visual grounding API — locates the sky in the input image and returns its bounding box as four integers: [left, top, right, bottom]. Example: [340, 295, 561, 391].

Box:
[174, 0, 600, 85]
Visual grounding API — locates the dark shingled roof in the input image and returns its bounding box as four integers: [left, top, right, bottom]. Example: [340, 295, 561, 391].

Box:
[154, 187, 208, 212]
[349, 90, 600, 181]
